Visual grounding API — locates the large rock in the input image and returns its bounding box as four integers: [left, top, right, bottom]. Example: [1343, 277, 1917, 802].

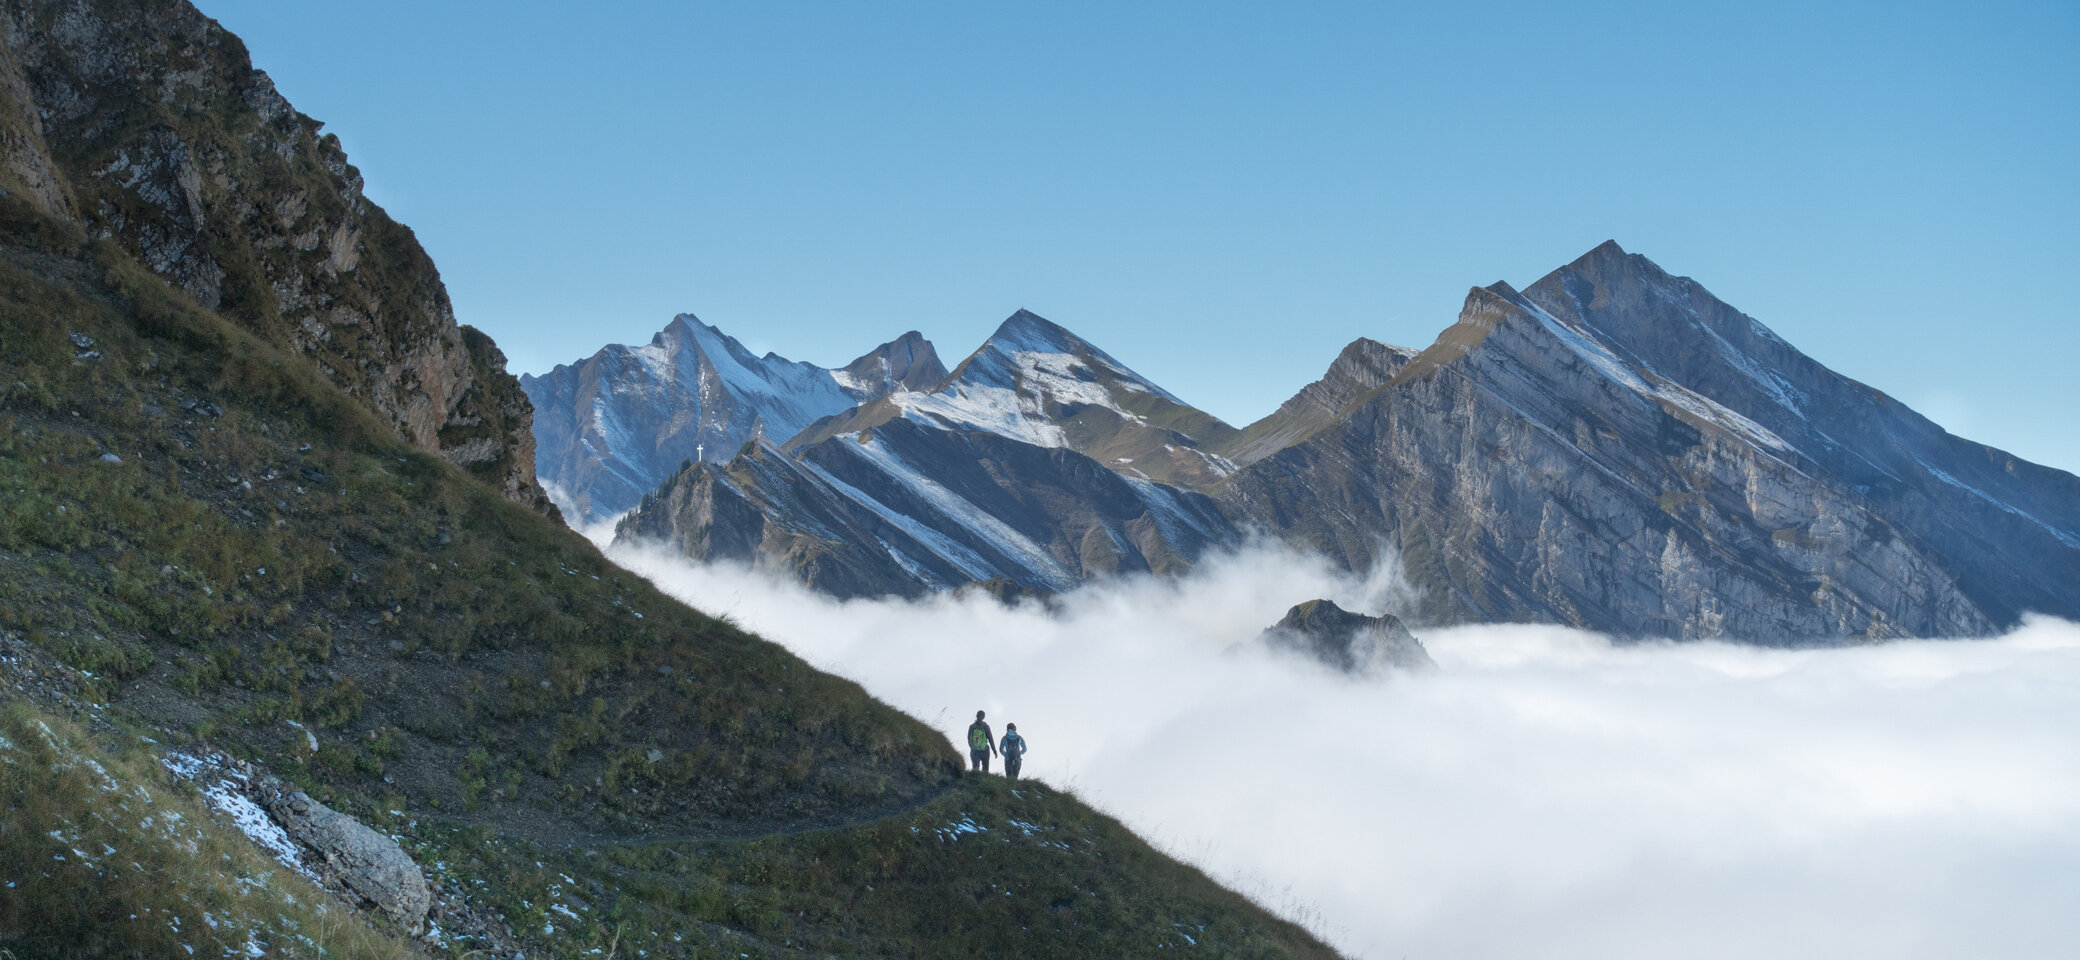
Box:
[259, 787, 431, 932]
[1261, 599, 1436, 673]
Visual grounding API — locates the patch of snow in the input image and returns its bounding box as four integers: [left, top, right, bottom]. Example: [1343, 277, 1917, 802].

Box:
[1697, 318, 1808, 415]
[796, 458, 1001, 583]
[840, 437, 1078, 590]
[896, 383, 1068, 449]
[829, 368, 868, 394]
[283, 720, 317, 753]
[1521, 301, 1795, 454]
[161, 752, 313, 878]
[1923, 464, 2080, 549]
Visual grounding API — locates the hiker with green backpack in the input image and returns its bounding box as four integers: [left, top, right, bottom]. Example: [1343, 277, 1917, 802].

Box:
[967, 710, 997, 773]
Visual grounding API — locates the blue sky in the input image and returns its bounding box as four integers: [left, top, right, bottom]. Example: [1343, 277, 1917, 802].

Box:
[196, 1, 2079, 473]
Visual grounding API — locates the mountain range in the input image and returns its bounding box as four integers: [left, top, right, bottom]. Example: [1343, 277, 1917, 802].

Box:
[570, 245, 2080, 642]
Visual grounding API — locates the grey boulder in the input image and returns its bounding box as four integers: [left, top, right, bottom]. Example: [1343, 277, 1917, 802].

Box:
[261, 788, 430, 931]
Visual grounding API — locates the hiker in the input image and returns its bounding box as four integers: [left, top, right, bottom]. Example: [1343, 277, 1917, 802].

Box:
[1000, 723, 1027, 780]
[967, 710, 996, 773]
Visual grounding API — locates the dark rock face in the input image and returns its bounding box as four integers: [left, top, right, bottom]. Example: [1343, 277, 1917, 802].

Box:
[1216, 242, 2078, 641]
[1260, 599, 1435, 673]
[614, 416, 1240, 599]
[0, 0, 553, 514]
[0, 28, 73, 219]
[522, 315, 945, 523]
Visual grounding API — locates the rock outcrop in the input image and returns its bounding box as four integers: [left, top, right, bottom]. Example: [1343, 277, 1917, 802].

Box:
[0, 0, 553, 514]
[1260, 599, 1435, 673]
[0, 26, 72, 219]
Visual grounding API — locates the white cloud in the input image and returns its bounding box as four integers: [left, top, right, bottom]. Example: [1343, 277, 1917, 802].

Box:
[607, 540, 2080, 960]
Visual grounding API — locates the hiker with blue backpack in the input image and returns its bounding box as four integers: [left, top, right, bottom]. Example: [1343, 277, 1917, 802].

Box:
[1000, 723, 1028, 780]
[967, 710, 996, 773]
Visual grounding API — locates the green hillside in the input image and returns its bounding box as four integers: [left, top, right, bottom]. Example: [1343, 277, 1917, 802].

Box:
[0, 1, 1340, 954]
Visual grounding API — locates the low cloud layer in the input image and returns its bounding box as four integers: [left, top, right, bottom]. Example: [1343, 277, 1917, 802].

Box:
[607, 540, 2080, 959]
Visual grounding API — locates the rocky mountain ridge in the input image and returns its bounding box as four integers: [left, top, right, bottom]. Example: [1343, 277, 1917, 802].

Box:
[791, 309, 1242, 487]
[594, 247, 2080, 642]
[521, 315, 946, 522]
[607, 309, 1247, 597]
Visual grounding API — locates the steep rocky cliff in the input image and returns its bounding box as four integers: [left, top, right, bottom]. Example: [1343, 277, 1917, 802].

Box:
[522, 315, 946, 523]
[1215, 243, 2073, 641]
[1515, 241, 2080, 632]
[0, 0, 552, 514]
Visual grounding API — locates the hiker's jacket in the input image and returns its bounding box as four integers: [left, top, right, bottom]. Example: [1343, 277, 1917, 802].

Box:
[1001, 732, 1026, 758]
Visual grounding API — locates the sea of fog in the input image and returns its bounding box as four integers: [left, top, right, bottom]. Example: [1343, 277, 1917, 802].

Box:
[602, 537, 2080, 960]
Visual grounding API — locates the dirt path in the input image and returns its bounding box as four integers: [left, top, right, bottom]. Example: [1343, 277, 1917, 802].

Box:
[460, 774, 975, 852]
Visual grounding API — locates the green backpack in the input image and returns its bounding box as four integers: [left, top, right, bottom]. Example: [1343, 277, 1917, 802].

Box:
[968, 725, 989, 750]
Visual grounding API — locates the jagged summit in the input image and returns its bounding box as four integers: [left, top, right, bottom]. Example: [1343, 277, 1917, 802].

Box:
[944, 308, 1181, 402]
[522, 315, 943, 522]
[984, 308, 1105, 359]
[836, 330, 947, 397]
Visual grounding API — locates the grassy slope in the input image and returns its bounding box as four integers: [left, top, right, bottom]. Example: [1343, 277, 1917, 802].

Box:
[0, 702, 408, 959]
[0, 199, 1339, 957]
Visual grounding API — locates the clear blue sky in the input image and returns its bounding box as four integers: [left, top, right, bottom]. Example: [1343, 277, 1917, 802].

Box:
[196, 0, 2079, 473]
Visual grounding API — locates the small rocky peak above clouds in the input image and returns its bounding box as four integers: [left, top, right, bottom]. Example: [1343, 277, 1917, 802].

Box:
[1259, 599, 1436, 674]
